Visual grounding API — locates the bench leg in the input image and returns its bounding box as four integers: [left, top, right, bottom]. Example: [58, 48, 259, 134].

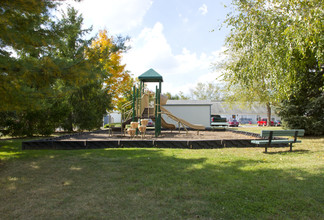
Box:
[290, 143, 293, 152]
[265, 146, 268, 153]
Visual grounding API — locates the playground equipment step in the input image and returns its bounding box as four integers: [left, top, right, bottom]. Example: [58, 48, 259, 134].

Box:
[142, 107, 155, 118]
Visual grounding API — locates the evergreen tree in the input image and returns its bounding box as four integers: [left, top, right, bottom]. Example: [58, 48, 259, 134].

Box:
[278, 59, 324, 136]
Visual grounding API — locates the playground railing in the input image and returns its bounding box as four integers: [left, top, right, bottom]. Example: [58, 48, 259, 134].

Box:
[121, 101, 133, 128]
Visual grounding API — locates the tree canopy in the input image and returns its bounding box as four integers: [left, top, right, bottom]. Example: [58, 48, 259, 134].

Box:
[219, 0, 323, 128]
[0, 2, 133, 136]
[1, 0, 59, 111]
[190, 82, 223, 100]
[221, 0, 323, 99]
[87, 30, 133, 111]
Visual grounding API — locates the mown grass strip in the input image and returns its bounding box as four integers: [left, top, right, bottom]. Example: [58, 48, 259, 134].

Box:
[0, 128, 323, 219]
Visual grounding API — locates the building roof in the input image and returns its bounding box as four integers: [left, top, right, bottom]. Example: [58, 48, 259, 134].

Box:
[138, 68, 163, 82]
[165, 100, 211, 106]
[166, 100, 275, 115]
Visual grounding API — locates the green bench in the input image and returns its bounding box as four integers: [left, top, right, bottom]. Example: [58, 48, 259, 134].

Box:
[251, 129, 305, 153]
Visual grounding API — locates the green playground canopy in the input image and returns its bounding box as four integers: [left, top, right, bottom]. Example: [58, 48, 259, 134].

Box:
[138, 68, 163, 82]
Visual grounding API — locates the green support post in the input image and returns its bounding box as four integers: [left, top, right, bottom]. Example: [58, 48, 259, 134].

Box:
[159, 81, 162, 93]
[136, 88, 139, 118]
[158, 87, 161, 136]
[155, 86, 158, 137]
[155, 86, 162, 137]
[139, 82, 142, 117]
[136, 88, 141, 136]
[158, 80, 162, 136]
[132, 86, 136, 122]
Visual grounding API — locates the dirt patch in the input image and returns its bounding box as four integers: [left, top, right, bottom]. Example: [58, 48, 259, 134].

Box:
[58, 130, 258, 141]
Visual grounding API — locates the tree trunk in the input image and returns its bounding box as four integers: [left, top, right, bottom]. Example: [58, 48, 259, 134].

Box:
[266, 102, 271, 127]
[67, 112, 74, 132]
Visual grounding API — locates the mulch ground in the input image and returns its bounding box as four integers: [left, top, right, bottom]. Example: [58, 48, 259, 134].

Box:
[58, 130, 258, 141]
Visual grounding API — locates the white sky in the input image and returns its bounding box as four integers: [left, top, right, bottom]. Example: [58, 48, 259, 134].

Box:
[61, 0, 232, 95]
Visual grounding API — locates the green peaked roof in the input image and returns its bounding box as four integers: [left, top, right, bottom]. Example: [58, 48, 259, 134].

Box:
[138, 68, 163, 82]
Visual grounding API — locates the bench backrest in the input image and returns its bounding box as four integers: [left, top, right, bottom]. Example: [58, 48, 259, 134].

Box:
[261, 129, 305, 138]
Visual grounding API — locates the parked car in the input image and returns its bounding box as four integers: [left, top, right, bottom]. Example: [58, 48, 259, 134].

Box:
[239, 118, 252, 124]
[274, 120, 281, 126]
[211, 115, 227, 123]
[257, 118, 274, 126]
[211, 115, 228, 126]
[147, 119, 154, 127]
[228, 119, 239, 127]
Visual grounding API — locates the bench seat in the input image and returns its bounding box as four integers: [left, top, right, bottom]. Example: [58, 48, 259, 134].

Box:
[251, 139, 302, 145]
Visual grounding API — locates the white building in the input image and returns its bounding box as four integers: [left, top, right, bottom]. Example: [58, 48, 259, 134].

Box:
[162, 103, 211, 128]
[166, 100, 280, 125]
[103, 112, 121, 125]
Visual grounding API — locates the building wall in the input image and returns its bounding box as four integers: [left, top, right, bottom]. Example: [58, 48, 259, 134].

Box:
[165, 100, 281, 125]
[162, 104, 211, 128]
[103, 112, 121, 125]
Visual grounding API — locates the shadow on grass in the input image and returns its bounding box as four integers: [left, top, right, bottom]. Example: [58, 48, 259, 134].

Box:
[266, 149, 311, 155]
[0, 139, 323, 219]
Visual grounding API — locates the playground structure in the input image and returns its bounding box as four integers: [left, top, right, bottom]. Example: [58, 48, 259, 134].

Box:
[121, 69, 205, 138]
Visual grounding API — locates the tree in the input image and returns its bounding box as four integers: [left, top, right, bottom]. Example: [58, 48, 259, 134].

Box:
[52, 8, 128, 132]
[0, 0, 83, 112]
[0, 5, 118, 135]
[190, 82, 223, 100]
[53, 7, 101, 131]
[163, 91, 190, 100]
[219, 0, 323, 126]
[0, 1, 93, 136]
[87, 30, 133, 111]
[54, 11, 132, 131]
[0, 0, 57, 111]
[277, 60, 324, 135]
[67, 82, 112, 131]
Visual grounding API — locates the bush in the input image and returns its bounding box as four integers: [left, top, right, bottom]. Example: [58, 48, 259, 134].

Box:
[279, 96, 324, 136]
[0, 110, 57, 137]
[282, 116, 324, 136]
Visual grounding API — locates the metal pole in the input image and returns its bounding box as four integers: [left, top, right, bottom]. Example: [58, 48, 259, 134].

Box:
[155, 86, 158, 137]
[132, 86, 135, 122]
[157, 87, 161, 136]
[136, 87, 139, 118]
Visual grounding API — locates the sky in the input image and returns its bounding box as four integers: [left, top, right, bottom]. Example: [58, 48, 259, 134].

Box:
[62, 0, 232, 95]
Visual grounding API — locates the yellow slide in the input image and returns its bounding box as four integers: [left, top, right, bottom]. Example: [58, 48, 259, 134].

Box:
[152, 117, 176, 130]
[160, 106, 205, 130]
[161, 117, 176, 130]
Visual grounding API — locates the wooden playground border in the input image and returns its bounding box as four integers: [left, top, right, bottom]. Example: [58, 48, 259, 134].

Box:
[22, 129, 288, 150]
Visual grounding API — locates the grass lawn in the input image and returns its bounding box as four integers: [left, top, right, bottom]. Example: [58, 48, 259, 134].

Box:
[1, 128, 323, 219]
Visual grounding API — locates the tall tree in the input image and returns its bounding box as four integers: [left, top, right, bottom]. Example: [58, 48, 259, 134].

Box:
[0, 0, 58, 111]
[277, 56, 324, 135]
[190, 82, 223, 100]
[53, 7, 115, 131]
[219, 0, 323, 126]
[0, 5, 115, 135]
[0, 0, 83, 112]
[87, 30, 133, 111]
